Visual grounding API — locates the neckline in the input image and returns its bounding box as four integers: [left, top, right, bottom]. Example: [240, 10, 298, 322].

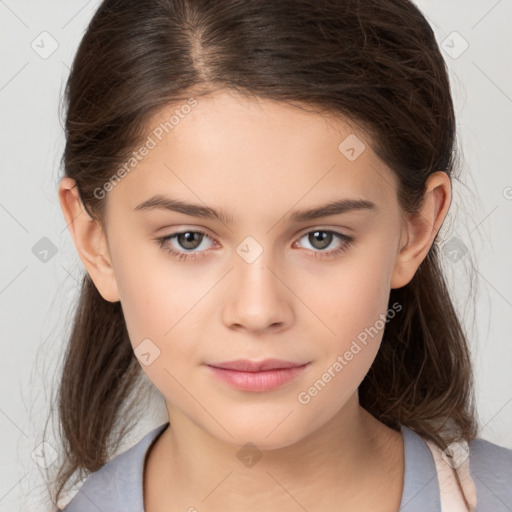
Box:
[140, 422, 441, 512]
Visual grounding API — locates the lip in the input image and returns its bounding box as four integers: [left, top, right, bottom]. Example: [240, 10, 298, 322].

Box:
[208, 358, 307, 372]
[205, 359, 310, 392]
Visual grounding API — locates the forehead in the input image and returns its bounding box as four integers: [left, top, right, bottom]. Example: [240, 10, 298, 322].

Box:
[107, 90, 399, 218]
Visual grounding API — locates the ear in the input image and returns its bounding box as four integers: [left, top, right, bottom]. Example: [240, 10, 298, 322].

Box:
[390, 171, 451, 289]
[58, 176, 120, 302]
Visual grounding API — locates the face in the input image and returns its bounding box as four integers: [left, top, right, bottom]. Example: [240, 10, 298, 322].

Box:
[100, 89, 406, 449]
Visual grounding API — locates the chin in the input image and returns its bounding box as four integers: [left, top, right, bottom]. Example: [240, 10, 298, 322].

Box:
[209, 421, 307, 452]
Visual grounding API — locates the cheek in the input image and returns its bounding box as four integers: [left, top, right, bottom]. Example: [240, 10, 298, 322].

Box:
[295, 261, 393, 421]
[111, 236, 191, 335]
[318, 251, 394, 336]
[112, 247, 213, 372]
[114, 258, 204, 398]
[303, 244, 396, 389]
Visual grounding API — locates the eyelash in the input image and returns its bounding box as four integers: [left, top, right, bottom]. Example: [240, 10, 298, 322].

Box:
[154, 229, 354, 262]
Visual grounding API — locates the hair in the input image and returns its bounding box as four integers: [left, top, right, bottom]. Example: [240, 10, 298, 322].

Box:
[47, 0, 480, 509]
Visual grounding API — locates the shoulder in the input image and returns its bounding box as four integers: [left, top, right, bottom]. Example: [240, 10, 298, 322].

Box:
[400, 425, 442, 510]
[61, 422, 169, 512]
[468, 435, 512, 510]
[399, 425, 512, 511]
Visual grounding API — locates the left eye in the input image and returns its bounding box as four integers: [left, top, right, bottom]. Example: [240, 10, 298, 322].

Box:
[294, 230, 353, 256]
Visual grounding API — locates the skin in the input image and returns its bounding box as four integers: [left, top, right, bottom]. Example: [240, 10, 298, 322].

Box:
[58, 89, 451, 512]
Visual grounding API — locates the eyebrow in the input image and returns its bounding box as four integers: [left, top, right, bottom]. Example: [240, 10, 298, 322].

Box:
[133, 194, 377, 224]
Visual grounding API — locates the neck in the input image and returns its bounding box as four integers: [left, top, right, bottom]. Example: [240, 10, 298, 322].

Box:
[145, 394, 404, 511]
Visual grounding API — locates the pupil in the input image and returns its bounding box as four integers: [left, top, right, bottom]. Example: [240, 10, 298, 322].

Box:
[310, 231, 331, 249]
[179, 232, 201, 249]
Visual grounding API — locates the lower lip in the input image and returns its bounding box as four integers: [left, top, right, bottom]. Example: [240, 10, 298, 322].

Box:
[206, 364, 310, 392]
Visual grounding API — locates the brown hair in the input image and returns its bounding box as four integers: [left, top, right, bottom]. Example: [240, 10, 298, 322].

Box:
[48, 0, 479, 508]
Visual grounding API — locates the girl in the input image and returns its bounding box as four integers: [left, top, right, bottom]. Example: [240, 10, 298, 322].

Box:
[51, 0, 512, 511]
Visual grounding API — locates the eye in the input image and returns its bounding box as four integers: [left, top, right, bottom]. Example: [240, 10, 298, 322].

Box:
[294, 229, 353, 259]
[154, 230, 215, 261]
[154, 228, 354, 262]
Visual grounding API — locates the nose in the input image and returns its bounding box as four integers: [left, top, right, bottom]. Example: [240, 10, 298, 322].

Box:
[221, 253, 294, 335]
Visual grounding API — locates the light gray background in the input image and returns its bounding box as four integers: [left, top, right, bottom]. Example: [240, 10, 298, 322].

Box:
[1, 0, 511, 510]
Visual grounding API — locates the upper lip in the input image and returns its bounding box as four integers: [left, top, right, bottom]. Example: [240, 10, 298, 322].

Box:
[207, 359, 308, 372]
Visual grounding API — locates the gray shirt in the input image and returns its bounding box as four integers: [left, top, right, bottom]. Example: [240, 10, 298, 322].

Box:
[61, 422, 512, 511]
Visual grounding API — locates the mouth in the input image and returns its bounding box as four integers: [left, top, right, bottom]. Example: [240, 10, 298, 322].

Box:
[205, 359, 311, 392]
